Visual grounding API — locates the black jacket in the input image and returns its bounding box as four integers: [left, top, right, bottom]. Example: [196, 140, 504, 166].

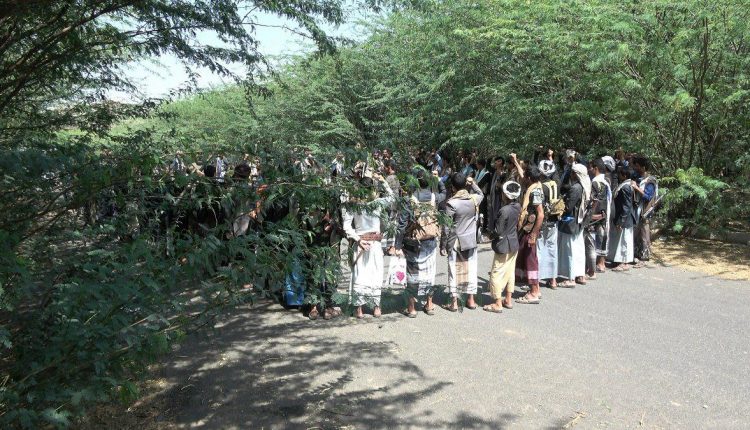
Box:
[484, 170, 508, 227]
[558, 182, 584, 235]
[613, 183, 637, 228]
[562, 182, 583, 219]
[492, 202, 521, 255]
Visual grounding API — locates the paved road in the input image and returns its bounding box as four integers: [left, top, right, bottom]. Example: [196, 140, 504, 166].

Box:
[156, 244, 750, 429]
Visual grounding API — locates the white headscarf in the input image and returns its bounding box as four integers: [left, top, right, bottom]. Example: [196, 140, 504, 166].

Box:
[565, 149, 577, 164]
[601, 156, 616, 173]
[502, 181, 521, 200]
[538, 160, 556, 177]
[572, 163, 591, 223]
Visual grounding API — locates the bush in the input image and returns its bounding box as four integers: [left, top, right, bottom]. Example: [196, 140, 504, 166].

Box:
[660, 167, 734, 235]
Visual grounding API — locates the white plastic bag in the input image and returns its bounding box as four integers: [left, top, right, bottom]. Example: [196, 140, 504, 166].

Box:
[387, 255, 407, 285]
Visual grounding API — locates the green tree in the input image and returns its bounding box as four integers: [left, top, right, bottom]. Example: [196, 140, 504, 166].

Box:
[256, 0, 750, 172]
[0, 0, 402, 427]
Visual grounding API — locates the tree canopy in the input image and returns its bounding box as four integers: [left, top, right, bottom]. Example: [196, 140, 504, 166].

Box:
[238, 0, 750, 175]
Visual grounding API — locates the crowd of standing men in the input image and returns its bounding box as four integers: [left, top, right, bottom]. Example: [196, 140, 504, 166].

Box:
[342, 148, 659, 318]
[166, 146, 659, 320]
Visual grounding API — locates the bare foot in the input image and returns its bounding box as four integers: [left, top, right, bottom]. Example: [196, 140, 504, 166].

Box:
[483, 303, 503, 313]
[324, 307, 341, 320]
[501, 299, 513, 309]
[444, 297, 459, 312]
[443, 303, 458, 312]
[354, 306, 364, 319]
[612, 264, 630, 272]
[407, 297, 417, 315]
[373, 306, 382, 318]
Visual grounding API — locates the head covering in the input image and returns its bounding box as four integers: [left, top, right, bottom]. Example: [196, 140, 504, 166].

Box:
[572, 163, 592, 223]
[502, 181, 522, 200]
[565, 149, 577, 164]
[601, 156, 616, 173]
[538, 160, 556, 177]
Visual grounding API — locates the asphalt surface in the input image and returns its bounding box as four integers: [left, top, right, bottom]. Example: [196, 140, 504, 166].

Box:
[157, 243, 750, 429]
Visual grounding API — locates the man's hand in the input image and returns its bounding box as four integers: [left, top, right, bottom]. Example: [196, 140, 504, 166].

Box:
[432, 170, 439, 177]
[440, 248, 447, 256]
[358, 240, 371, 251]
[529, 232, 537, 245]
[509, 153, 517, 161]
[394, 249, 404, 257]
[466, 176, 474, 185]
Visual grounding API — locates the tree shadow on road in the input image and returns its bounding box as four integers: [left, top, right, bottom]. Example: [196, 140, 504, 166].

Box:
[121, 301, 519, 429]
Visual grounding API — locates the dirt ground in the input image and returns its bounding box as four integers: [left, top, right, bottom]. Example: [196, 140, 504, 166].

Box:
[78, 377, 176, 430]
[651, 236, 750, 281]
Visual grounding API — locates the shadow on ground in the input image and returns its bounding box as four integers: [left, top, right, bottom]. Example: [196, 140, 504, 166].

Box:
[103, 301, 518, 429]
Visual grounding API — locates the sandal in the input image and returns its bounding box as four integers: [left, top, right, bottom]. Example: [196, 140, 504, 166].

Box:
[423, 306, 436, 316]
[502, 302, 513, 310]
[575, 277, 587, 285]
[373, 307, 382, 318]
[558, 281, 576, 288]
[596, 267, 606, 273]
[547, 282, 558, 290]
[515, 296, 541, 304]
[442, 305, 458, 313]
[403, 309, 417, 318]
[308, 307, 319, 320]
[611, 265, 629, 272]
[466, 304, 478, 310]
[483, 304, 503, 313]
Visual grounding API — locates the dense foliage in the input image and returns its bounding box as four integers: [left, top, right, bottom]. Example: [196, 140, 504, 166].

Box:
[229, 0, 750, 225]
[1, 0, 749, 427]
[0, 0, 397, 427]
[241, 0, 750, 175]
